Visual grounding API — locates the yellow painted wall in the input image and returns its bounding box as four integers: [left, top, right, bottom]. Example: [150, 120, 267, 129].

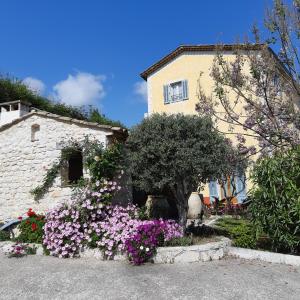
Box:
[146, 51, 258, 201]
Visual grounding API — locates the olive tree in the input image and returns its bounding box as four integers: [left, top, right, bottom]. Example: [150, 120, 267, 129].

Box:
[126, 113, 244, 227]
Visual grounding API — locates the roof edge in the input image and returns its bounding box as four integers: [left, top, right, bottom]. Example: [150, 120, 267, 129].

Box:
[140, 43, 266, 80]
[0, 110, 127, 135]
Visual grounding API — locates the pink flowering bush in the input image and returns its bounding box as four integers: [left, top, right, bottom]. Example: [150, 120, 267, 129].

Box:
[43, 187, 183, 261]
[43, 202, 85, 258]
[43, 181, 117, 258]
[125, 220, 183, 265]
[86, 205, 140, 258]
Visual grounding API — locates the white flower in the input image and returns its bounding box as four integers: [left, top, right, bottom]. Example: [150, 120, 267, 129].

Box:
[94, 156, 100, 161]
[145, 247, 150, 252]
[95, 181, 100, 187]
[139, 246, 144, 250]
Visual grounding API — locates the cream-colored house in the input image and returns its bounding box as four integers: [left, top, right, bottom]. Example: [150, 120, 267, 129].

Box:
[140, 44, 271, 204]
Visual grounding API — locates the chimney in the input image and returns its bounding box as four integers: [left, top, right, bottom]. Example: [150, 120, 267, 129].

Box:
[0, 100, 31, 126]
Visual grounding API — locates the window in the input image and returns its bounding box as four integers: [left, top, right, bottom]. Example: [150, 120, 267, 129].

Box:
[235, 175, 247, 203]
[163, 80, 188, 104]
[61, 150, 83, 186]
[31, 124, 40, 142]
[219, 174, 247, 203]
[209, 180, 219, 202]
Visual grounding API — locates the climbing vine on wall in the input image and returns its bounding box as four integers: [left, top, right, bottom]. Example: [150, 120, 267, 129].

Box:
[30, 136, 124, 201]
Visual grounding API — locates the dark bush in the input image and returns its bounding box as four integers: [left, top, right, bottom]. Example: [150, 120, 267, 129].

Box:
[0, 230, 10, 241]
[250, 148, 300, 254]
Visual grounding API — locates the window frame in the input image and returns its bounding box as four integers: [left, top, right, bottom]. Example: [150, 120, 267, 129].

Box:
[61, 149, 84, 187]
[163, 79, 188, 104]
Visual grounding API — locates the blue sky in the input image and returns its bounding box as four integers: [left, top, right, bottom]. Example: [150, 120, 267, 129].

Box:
[0, 0, 272, 127]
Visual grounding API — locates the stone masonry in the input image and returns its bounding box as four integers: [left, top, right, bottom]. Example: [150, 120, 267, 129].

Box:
[0, 112, 127, 221]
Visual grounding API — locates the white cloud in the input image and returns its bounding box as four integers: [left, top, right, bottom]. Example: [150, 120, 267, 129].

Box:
[23, 77, 46, 94]
[134, 81, 147, 102]
[53, 72, 106, 106]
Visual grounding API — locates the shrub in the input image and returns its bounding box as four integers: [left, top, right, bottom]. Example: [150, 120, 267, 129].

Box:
[125, 220, 183, 265]
[43, 181, 137, 258]
[215, 217, 256, 249]
[86, 204, 141, 258]
[43, 202, 85, 258]
[5, 242, 37, 258]
[16, 209, 45, 244]
[0, 230, 10, 241]
[250, 148, 300, 254]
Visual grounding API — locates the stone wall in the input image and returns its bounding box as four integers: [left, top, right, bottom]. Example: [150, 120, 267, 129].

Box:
[0, 114, 128, 221]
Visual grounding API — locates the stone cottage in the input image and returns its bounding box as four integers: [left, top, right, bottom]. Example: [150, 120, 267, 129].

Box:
[0, 100, 128, 221]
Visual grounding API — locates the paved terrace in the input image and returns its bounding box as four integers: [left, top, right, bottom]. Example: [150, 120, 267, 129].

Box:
[0, 253, 299, 300]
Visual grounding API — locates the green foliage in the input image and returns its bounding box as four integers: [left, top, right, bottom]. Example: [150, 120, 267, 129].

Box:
[88, 107, 125, 128]
[87, 232, 100, 249]
[85, 140, 124, 184]
[137, 206, 149, 221]
[31, 137, 124, 201]
[0, 76, 122, 126]
[31, 162, 61, 201]
[215, 217, 257, 249]
[31, 146, 81, 201]
[250, 147, 300, 253]
[26, 245, 37, 255]
[0, 230, 10, 241]
[126, 113, 243, 226]
[17, 210, 45, 244]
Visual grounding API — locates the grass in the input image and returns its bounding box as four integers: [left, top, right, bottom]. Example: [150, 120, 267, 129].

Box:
[214, 216, 257, 249]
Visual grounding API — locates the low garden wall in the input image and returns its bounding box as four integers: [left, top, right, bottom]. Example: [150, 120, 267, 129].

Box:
[0, 237, 231, 264]
[228, 247, 300, 267]
[2, 238, 300, 267]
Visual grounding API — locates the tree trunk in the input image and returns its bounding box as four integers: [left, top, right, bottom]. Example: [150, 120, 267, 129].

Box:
[177, 202, 188, 231]
[165, 182, 190, 231]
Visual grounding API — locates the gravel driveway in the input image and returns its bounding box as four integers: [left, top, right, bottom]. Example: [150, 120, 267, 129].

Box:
[0, 253, 299, 300]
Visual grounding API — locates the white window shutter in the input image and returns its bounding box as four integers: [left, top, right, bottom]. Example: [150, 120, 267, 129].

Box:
[163, 85, 169, 104]
[182, 80, 188, 99]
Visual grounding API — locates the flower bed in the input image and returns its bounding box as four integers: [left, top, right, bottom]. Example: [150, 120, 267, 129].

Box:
[41, 182, 183, 264]
[8, 140, 185, 265]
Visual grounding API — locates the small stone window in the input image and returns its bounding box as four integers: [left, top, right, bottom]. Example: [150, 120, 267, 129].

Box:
[61, 150, 83, 186]
[11, 103, 19, 111]
[31, 124, 40, 142]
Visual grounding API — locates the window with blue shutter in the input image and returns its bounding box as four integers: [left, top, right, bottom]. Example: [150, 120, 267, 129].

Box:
[163, 80, 188, 104]
[235, 175, 247, 203]
[209, 180, 219, 203]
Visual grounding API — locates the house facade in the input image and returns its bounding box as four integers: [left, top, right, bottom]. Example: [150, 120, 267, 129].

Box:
[0, 101, 128, 221]
[141, 44, 266, 204]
